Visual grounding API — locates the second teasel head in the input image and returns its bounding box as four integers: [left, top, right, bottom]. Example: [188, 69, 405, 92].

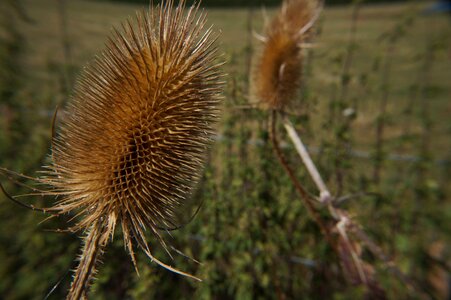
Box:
[253, 0, 321, 111]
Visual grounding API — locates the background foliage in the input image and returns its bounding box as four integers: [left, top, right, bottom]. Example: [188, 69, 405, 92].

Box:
[94, 0, 409, 7]
[0, 0, 449, 299]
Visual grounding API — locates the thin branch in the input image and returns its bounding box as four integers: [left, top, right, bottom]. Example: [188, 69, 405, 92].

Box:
[269, 111, 335, 247]
[279, 114, 428, 297]
[282, 116, 331, 204]
[0, 181, 58, 214]
[156, 198, 204, 232]
[280, 115, 341, 221]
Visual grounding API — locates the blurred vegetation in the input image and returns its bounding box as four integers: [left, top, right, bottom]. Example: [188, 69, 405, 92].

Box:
[94, 0, 409, 7]
[0, 0, 450, 299]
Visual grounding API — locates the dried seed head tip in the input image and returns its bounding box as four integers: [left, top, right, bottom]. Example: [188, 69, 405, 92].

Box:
[253, 0, 320, 110]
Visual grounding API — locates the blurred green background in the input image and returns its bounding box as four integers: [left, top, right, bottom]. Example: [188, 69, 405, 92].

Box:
[0, 0, 450, 299]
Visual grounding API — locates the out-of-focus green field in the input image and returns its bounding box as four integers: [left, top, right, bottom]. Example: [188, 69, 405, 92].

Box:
[1, 0, 450, 299]
[18, 0, 451, 152]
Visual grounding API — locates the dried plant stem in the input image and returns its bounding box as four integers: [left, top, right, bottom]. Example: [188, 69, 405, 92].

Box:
[282, 116, 331, 204]
[68, 222, 105, 300]
[280, 115, 341, 221]
[280, 113, 374, 289]
[269, 111, 335, 247]
[279, 114, 427, 297]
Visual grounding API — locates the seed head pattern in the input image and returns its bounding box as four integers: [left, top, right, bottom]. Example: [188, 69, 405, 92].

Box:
[1, 0, 223, 298]
[253, 0, 320, 110]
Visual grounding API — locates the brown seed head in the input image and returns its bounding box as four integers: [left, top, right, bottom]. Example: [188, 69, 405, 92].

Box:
[38, 0, 222, 282]
[253, 0, 320, 110]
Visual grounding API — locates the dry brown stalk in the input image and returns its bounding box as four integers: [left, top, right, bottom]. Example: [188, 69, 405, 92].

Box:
[279, 115, 387, 294]
[278, 116, 426, 297]
[68, 221, 106, 300]
[1, 0, 223, 298]
[281, 116, 332, 205]
[269, 110, 335, 248]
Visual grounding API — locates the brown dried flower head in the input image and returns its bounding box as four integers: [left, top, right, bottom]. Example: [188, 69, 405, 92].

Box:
[253, 0, 321, 110]
[1, 0, 222, 298]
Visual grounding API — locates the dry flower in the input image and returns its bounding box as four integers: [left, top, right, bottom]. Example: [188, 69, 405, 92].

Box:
[1, 0, 223, 298]
[253, 0, 321, 110]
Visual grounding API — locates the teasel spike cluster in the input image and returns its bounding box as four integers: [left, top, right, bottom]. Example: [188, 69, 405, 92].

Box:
[253, 0, 323, 111]
[1, 0, 224, 298]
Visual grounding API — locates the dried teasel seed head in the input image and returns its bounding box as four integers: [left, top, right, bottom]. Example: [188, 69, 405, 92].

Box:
[25, 0, 223, 297]
[253, 0, 321, 110]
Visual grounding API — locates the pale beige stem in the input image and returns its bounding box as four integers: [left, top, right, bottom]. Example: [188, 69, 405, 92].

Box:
[282, 115, 425, 297]
[282, 116, 332, 204]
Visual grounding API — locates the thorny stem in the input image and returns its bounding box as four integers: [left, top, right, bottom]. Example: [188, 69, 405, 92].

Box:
[281, 115, 340, 220]
[279, 113, 428, 297]
[269, 111, 335, 248]
[68, 221, 106, 300]
[282, 117, 330, 203]
[281, 116, 369, 287]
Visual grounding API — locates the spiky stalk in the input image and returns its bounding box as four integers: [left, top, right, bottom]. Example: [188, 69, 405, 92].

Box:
[68, 221, 106, 299]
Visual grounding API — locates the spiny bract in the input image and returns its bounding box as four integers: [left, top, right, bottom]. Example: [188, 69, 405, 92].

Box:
[27, 0, 222, 298]
[253, 0, 320, 110]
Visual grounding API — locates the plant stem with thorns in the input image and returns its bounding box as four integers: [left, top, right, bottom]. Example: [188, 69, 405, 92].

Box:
[279, 112, 427, 298]
[269, 110, 335, 247]
[282, 116, 331, 204]
[68, 221, 106, 300]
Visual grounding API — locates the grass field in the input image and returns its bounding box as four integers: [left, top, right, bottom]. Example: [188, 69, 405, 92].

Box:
[1, 0, 450, 299]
